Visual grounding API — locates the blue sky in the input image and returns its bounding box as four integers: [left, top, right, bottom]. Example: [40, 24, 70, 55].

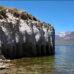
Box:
[0, 1, 74, 33]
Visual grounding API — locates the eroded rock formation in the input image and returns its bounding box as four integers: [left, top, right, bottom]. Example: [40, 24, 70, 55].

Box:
[0, 6, 55, 59]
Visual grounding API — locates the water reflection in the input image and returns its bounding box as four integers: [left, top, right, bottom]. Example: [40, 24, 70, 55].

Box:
[55, 45, 74, 74]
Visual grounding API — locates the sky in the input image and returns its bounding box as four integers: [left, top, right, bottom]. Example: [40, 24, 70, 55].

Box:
[0, 1, 74, 33]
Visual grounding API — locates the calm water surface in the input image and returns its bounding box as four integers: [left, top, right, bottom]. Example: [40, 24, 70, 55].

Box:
[0, 45, 74, 74]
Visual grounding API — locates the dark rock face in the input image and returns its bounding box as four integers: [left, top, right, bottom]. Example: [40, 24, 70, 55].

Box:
[0, 6, 55, 59]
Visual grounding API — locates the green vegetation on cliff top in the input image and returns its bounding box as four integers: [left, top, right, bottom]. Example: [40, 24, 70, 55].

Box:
[0, 6, 52, 27]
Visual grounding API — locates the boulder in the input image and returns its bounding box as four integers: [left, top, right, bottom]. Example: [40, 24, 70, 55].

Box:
[0, 6, 55, 59]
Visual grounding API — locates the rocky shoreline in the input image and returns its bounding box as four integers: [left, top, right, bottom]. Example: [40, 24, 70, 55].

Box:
[0, 59, 11, 70]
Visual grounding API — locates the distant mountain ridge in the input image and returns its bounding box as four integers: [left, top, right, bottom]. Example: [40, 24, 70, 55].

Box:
[55, 31, 74, 45]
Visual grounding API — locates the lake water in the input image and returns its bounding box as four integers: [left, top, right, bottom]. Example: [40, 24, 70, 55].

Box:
[0, 45, 74, 74]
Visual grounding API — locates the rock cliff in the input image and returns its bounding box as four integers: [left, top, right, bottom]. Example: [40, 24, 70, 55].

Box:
[0, 6, 55, 59]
